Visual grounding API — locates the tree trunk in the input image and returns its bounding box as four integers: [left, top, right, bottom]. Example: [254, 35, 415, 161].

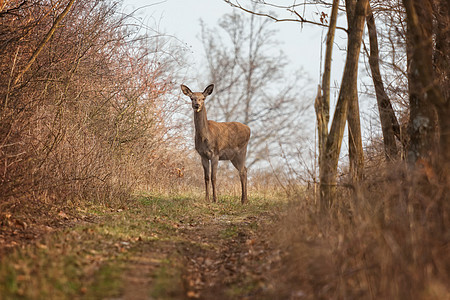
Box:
[344, 0, 365, 183]
[315, 0, 339, 209]
[345, 0, 364, 183]
[366, 4, 401, 161]
[320, 0, 340, 128]
[347, 87, 364, 182]
[320, 0, 368, 211]
[433, 0, 450, 188]
[433, 0, 449, 102]
[404, 0, 439, 169]
[403, 0, 449, 187]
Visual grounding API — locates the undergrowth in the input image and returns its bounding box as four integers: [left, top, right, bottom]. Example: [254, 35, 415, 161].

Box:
[268, 168, 450, 300]
[1, 171, 447, 299]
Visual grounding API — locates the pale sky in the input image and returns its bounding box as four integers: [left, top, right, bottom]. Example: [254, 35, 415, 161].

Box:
[123, 0, 347, 86]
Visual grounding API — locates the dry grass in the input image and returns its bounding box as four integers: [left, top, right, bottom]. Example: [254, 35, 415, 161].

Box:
[1, 160, 447, 299]
[268, 165, 449, 299]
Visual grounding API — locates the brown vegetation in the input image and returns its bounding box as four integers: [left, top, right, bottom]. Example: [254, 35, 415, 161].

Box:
[0, 0, 186, 210]
[264, 162, 448, 299]
[0, 0, 448, 299]
[0, 0, 201, 252]
[222, 0, 449, 298]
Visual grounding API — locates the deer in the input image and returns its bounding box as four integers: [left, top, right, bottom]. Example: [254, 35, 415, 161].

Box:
[181, 84, 251, 204]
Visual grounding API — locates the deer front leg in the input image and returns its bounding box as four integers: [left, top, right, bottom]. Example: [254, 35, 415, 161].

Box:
[211, 156, 219, 202]
[201, 157, 210, 202]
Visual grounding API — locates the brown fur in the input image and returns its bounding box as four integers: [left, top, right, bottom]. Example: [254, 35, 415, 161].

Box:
[181, 84, 251, 203]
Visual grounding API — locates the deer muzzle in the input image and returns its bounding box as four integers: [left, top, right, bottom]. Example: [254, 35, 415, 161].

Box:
[194, 104, 201, 112]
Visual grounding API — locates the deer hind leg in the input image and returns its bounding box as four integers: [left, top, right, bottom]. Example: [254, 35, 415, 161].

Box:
[211, 156, 219, 202]
[201, 157, 210, 202]
[231, 154, 248, 204]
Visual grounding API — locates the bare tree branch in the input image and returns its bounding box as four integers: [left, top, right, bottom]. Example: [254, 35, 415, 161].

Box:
[223, 0, 348, 32]
[13, 0, 76, 87]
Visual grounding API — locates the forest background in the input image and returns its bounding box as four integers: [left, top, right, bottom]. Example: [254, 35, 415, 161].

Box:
[0, 0, 448, 299]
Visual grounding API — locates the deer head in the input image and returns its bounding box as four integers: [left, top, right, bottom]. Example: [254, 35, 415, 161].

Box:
[181, 84, 214, 113]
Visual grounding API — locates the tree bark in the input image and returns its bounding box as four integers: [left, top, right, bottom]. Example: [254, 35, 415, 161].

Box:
[315, 0, 339, 208]
[366, 4, 401, 161]
[403, 0, 449, 187]
[320, 0, 368, 210]
[433, 0, 450, 188]
[404, 0, 439, 168]
[347, 85, 364, 181]
[433, 0, 449, 103]
[345, 0, 364, 183]
[321, 0, 340, 128]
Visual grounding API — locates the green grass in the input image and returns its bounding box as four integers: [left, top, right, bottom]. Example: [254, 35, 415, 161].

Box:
[0, 192, 285, 299]
[226, 279, 261, 299]
[220, 224, 240, 239]
[0, 225, 130, 299]
[85, 262, 124, 299]
[150, 256, 185, 299]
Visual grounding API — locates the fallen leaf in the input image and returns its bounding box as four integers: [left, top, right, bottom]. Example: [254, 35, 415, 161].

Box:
[16, 275, 28, 282]
[187, 290, 200, 298]
[36, 243, 47, 249]
[14, 219, 28, 229]
[58, 211, 69, 219]
[204, 258, 213, 266]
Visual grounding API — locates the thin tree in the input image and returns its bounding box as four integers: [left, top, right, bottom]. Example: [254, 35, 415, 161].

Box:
[320, 0, 368, 208]
[315, 0, 339, 208]
[364, 3, 401, 161]
[345, 0, 365, 183]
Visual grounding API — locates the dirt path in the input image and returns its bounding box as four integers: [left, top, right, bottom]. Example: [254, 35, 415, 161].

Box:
[119, 208, 282, 299]
[180, 215, 268, 299]
[0, 195, 285, 299]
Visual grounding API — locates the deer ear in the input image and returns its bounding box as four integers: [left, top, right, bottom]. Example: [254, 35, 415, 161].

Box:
[203, 84, 214, 96]
[181, 84, 192, 97]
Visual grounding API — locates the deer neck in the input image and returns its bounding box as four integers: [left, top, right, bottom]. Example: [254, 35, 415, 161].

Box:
[193, 107, 210, 140]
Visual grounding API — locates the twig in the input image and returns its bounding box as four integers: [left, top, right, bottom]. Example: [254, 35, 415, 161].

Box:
[223, 0, 348, 32]
[13, 0, 76, 86]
